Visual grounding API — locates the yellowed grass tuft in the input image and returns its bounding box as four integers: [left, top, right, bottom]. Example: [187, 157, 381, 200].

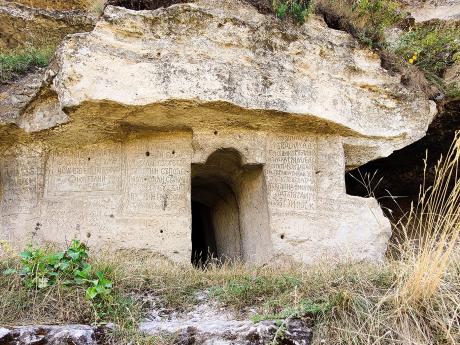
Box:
[395, 132, 460, 305]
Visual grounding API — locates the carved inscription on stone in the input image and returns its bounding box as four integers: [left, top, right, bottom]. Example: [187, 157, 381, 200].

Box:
[318, 197, 368, 214]
[45, 143, 122, 196]
[42, 196, 120, 243]
[266, 135, 317, 212]
[122, 135, 191, 216]
[1, 154, 42, 215]
[316, 138, 345, 199]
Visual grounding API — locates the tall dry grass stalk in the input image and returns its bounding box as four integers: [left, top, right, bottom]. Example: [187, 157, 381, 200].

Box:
[314, 133, 460, 344]
[395, 131, 460, 305]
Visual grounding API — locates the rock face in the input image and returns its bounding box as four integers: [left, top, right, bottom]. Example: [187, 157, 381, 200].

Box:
[403, 0, 460, 22]
[0, 0, 437, 264]
[0, 325, 97, 345]
[0, 0, 97, 49]
[347, 1, 460, 221]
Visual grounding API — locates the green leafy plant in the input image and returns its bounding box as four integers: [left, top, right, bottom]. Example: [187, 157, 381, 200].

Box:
[85, 271, 113, 300]
[3, 240, 112, 302]
[272, 0, 314, 23]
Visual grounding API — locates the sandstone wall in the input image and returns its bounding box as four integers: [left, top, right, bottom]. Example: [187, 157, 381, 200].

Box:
[0, 0, 97, 49]
[0, 129, 389, 264]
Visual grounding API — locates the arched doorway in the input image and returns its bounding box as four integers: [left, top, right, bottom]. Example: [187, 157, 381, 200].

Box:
[191, 149, 271, 266]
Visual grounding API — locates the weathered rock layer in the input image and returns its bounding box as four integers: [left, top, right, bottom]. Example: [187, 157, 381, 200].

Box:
[0, 0, 97, 49]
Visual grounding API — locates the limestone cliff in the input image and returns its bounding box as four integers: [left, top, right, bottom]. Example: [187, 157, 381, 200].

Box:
[0, 0, 438, 264]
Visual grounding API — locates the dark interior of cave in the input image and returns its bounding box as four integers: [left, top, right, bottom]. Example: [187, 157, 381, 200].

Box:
[191, 201, 217, 267]
[346, 100, 460, 223]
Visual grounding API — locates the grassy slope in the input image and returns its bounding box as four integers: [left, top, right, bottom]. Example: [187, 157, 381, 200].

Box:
[1, 247, 459, 344]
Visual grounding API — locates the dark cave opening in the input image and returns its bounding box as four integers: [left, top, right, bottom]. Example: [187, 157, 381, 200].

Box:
[191, 172, 241, 267]
[191, 201, 218, 267]
[345, 100, 460, 223]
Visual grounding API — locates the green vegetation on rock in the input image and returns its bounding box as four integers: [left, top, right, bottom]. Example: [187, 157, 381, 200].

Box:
[0, 46, 54, 83]
[396, 26, 459, 76]
[272, 0, 314, 23]
[315, 0, 405, 47]
[395, 24, 460, 97]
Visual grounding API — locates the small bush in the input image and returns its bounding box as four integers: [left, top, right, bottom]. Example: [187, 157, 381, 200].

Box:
[272, 0, 314, 23]
[0, 47, 54, 83]
[395, 25, 460, 95]
[2, 240, 115, 321]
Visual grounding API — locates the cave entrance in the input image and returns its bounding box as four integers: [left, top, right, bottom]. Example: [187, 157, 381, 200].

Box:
[191, 149, 271, 266]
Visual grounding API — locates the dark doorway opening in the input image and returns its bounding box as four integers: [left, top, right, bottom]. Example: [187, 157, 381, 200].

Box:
[191, 201, 217, 266]
[191, 148, 271, 266]
[191, 173, 241, 266]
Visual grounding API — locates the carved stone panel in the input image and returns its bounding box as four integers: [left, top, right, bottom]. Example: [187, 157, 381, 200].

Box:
[122, 134, 191, 217]
[265, 135, 317, 214]
[265, 134, 391, 263]
[45, 142, 122, 197]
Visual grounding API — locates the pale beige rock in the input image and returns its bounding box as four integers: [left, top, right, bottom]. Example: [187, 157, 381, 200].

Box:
[405, 0, 460, 22]
[0, 0, 437, 264]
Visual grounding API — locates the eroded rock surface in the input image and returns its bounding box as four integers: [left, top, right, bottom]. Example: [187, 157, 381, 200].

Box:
[0, 0, 437, 264]
[403, 0, 460, 22]
[140, 297, 312, 345]
[0, 0, 97, 49]
[0, 325, 97, 345]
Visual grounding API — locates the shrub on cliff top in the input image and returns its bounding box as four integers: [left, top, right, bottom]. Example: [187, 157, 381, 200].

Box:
[395, 24, 460, 96]
[272, 0, 314, 23]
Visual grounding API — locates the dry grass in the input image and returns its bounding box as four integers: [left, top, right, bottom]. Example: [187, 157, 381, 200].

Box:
[316, 132, 460, 345]
[1, 134, 459, 344]
[395, 132, 460, 305]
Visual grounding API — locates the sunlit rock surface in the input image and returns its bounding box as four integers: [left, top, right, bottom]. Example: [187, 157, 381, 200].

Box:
[0, 0, 437, 264]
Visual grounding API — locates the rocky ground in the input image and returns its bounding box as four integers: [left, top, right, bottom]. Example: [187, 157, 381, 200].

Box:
[139, 293, 313, 344]
[0, 288, 315, 344]
[0, 324, 98, 345]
